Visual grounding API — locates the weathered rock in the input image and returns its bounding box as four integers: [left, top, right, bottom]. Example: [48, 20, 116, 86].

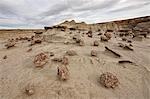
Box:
[93, 40, 99, 46]
[34, 39, 42, 43]
[62, 56, 69, 65]
[118, 43, 134, 51]
[91, 50, 98, 57]
[101, 35, 109, 42]
[100, 72, 119, 88]
[122, 37, 127, 41]
[87, 31, 93, 38]
[66, 50, 77, 56]
[124, 44, 134, 51]
[127, 39, 132, 43]
[79, 40, 85, 46]
[129, 44, 133, 46]
[104, 32, 112, 40]
[64, 41, 69, 44]
[51, 57, 62, 62]
[33, 52, 48, 67]
[72, 35, 82, 44]
[88, 33, 93, 38]
[118, 43, 125, 47]
[57, 65, 69, 81]
[75, 38, 81, 43]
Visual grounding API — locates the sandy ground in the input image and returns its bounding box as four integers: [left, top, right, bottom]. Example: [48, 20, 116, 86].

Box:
[0, 29, 150, 99]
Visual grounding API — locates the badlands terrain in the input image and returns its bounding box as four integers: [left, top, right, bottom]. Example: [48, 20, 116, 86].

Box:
[0, 16, 150, 99]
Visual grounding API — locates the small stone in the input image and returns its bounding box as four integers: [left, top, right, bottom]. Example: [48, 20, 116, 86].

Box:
[25, 85, 34, 96]
[87, 31, 93, 38]
[100, 72, 119, 88]
[57, 65, 69, 81]
[62, 56, 69, 65]
[34, 39, 42, 43]
[93, 40, 99, 46]
[79, 40, 85, 46]
[66, 50, 77, 56]
[91, 50, 98, 57]
[127, 39, 132, 43]
[88, 33, 93, 38]
[51, 57, 62, 62]
[122, 37, 127, 41]
[101, 36, 109, 42]
[104, 32, 112, 40]
[73, 35, 82, 43]
[64, 41, 69, 44]
[3, 55, 7, 59]
[129, 44, 133, 46]
[49, 52, 54, 57]
[118, 43, 125, 47]
[27, 48, 32, 52]
[97, 33, 102, 35]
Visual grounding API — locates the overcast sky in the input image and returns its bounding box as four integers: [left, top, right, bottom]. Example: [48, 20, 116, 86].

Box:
[0, 0, 150, 29]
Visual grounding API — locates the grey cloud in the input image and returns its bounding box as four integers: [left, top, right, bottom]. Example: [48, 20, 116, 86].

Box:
[71, 0, 120, 12]
[0, 3, 18, 17]
[109, 1, 150, 13]
[0, 0, 150, 28]
[41, 2, 69, 17]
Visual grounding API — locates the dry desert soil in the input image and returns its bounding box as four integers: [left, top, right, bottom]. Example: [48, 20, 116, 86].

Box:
[0, 16, 150, 99]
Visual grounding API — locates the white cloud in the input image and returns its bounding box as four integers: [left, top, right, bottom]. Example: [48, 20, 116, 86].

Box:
[0, 0, 149, 28]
